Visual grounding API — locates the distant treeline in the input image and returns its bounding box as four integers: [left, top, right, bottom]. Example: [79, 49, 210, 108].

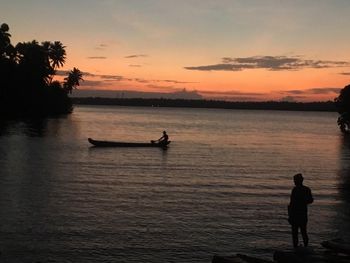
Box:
[72, 97, 337, 112]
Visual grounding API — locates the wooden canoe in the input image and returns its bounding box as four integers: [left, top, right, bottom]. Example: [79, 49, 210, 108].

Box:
[88, 138, 170, 148]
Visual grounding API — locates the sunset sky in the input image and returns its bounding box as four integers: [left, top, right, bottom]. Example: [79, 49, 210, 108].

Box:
[2, 0, 350, 101]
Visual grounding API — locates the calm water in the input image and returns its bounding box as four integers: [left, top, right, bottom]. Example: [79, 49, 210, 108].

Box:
[0, 105, 349, 262]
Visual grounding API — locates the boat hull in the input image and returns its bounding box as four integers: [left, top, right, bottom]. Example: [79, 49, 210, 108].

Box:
[88, 138, 170, 148]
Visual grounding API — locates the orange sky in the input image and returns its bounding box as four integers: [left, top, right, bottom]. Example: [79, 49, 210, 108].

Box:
[3, 0, 350, 101]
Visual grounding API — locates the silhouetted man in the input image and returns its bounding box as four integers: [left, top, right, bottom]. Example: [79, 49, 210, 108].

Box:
[288, 173, 313, 248]
[157, 131, 169, 144]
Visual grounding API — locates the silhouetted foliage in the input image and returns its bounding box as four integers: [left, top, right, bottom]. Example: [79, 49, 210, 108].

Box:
[0, 23, 82, 117]
[335, 84, 350, 133]
[64, 67, 83, 94]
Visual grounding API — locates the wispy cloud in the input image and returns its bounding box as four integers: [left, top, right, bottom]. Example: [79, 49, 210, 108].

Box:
[78, 70, 193, 86]
[129, 64, 142, 67]
[283, 87, 340, 95]
[185, 56, 350, 71]
[154, 79, 198, 84]
[87, 56, 107, 59]
[94, 43, 108, 50]
[80, 80, 105, 87]
[99, 74, 124, 81]
[124, 54, 148, 59]
[200, 90, 265, 96]
[339, 72, 350, 75]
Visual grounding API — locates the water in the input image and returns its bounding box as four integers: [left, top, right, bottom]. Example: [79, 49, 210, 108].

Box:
[0, 105, 349, 262]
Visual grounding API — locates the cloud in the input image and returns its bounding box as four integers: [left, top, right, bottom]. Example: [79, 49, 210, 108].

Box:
[55, 70, 70, 76]
[340, 72, 350, 75]
[99, 74, 124, 81]
[200, 90, 265, 96]
[124, 54, 148, 58]
[280, 96, 299, 102]
[87, 56, 107, 59]
[185, 55, 350, 71]
[154, 79, 198, 84]
[80, 80, 105, 87]
[283, 87, 340, 95]
[71, 70, 195, 90]
[129, 64, 142, 67]
[95, 43, 108, 50]
[56, 70, 99, 78]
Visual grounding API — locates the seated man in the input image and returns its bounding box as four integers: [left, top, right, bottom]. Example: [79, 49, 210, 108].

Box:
[156, 130, 169, 144]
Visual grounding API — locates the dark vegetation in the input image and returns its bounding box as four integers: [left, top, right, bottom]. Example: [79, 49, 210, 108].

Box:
[73, 97, 337, 112]
[335, 84, 350, 134]
[0, 23, 83, 118]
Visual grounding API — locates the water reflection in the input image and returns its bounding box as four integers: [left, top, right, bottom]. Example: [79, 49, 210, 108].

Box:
[336, 135, 350, 237]
[0, 119, 48, 137]
[0, 116, 70, 137]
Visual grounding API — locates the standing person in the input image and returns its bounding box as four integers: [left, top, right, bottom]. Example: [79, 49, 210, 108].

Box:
[288, 173, 313, 248]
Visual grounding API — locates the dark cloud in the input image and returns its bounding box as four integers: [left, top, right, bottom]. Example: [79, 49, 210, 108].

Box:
[200, 90, 265, 96]
[124, 54, 148, 59]
[80, 80, 105, 87]
[99, 75, 124, 81]
[307, 87, 340, 94]
[71, 70, 194, 87]
[95, 43, 108, 50]
[340, 72, 350, 75]
[283, 90, 305, 95]
[55, 70, 70, 76]
[283, 87, 340, 95]
[134, 78, 150, 84]
[87, 56, 107, 59]
[185, 56, 350, 71]
[82, 72, 98, 77]
[185, 64, 244, 71]
[56, 70, 98, 78]
[280, 96, 298, 102]
[155, 79, 198, 84]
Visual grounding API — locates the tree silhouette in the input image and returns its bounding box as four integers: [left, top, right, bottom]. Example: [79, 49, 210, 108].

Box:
[0, 22, 82, 117]
[48, 41, 66, 69]
[64, 67, 83, 94]
[0, 23, 11, 56]
[335, 84, 350, 134]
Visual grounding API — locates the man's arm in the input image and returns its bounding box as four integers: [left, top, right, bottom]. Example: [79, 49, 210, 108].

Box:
[307, 188, 313, 204]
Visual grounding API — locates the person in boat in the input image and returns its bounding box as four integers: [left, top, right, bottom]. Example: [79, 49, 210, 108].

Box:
[155, 130, 169, 144]
[288, 173, 313, 248]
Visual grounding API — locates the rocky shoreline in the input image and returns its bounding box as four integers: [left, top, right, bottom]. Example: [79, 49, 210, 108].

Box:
[213, 239, 350, 263]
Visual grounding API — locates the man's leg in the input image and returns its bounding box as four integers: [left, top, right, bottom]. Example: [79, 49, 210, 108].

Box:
[300, 224, 309, 247]
[292, 224, 299, 248]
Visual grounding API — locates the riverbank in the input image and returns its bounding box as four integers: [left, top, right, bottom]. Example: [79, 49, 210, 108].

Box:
[213, 239, 350, 263]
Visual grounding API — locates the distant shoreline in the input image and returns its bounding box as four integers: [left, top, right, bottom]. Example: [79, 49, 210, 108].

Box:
[72, 97, 337, 112]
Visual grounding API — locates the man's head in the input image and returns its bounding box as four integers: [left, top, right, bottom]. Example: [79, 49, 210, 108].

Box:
[293, 173, 304, 186]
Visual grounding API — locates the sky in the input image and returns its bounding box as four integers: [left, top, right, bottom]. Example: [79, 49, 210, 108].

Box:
[2, 0, 350, 101]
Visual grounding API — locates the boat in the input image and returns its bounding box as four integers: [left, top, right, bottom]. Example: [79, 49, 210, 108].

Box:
[88, 138, 171, 148]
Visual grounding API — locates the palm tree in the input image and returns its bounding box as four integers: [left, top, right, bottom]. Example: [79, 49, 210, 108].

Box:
[16, 40, 54, 85]
[49, 41, 66, 69]
[0, 23, 13, 59]
[64, 67, 83, 94]
[41, 41, 66, 84]
[335, 84, 350, 134]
